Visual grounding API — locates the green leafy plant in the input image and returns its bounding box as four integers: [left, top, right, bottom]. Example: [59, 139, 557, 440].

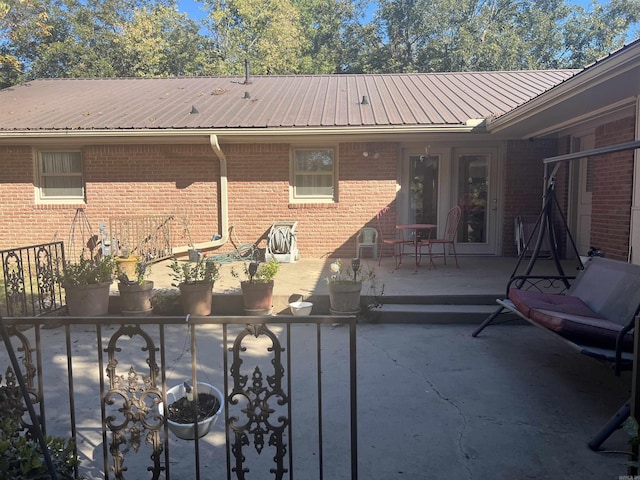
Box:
[56, 255, 115, 287]
[0, 413, 80, 479]
[231, 258, 280, 284]
[118, 260, 151, 285]
[169, 256, 220, 286]
[326, 258, 375, 285]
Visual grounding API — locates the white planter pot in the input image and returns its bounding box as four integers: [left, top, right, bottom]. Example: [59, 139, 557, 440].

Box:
[159, 382, 224, 440]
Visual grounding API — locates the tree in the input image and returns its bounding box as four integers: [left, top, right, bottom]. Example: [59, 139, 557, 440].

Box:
[370, 0, 640, 73]
[203, 0, 307, 75]
[0, 0, 52, 87]
[1, 0, 216, 86]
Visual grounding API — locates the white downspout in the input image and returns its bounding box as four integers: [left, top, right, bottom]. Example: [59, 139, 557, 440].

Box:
[172, 134, 229, 255]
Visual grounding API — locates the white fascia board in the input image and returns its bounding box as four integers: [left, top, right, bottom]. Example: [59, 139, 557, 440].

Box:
[487, 43, 640, 134]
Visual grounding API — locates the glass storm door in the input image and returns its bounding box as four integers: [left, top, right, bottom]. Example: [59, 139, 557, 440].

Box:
[408, 154, 439, 240]
[453, 150, 499, 255]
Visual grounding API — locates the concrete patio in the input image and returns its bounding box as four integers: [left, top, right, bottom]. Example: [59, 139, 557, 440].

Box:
[131, 255, 583, 320]
[3, 254, 633, 479]
[8, 320, 633, 479]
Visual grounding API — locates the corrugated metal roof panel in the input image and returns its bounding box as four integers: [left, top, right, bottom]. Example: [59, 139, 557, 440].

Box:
[0, 71, 577, 131]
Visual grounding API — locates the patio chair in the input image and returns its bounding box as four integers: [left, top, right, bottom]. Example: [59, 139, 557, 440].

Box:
[419, 205, 462, 269]
[376, 207, 411, 268]
[356, 227, 378, 259]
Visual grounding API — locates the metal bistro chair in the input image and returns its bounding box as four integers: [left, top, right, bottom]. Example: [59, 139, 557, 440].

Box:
[419, 206, 462, 269]
[356, 227, 378, 259]
[376, 207, 411, 268]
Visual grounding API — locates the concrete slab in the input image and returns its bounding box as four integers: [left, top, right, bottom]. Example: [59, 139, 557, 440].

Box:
[2, 322, 632, 479]
[131, 255, 580, 316]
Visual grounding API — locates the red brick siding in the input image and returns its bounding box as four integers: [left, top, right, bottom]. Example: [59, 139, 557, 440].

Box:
[591, 116, 636, 261]
[0, 142, 398, 259]
[224, 142, 398, 259]
[503, 139, 559, 256]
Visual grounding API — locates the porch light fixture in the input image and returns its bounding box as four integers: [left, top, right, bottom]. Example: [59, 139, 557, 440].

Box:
[362, 151, 379, 159]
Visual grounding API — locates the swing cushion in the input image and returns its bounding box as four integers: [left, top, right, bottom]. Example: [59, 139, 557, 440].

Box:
[506, 258, 640, 353]
[508, 289, 600, 319]
[509, 289, 633, 351]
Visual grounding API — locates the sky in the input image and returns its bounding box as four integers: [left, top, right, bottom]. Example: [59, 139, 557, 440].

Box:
[176, 0, 598, 23]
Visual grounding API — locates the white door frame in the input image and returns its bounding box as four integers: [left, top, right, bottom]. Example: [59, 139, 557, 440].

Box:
[398, 144, 503, 256]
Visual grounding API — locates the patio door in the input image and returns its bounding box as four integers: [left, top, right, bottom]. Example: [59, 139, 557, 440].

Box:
[452, 148, 499, 255]
[408, 154, 439, 241]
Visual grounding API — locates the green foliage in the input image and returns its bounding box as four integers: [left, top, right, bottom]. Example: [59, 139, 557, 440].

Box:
[0, 415, 79, 479]
[56, 255, 115, 287]
[169, 256, 220, 286]
[231, 258, 280, 284]
[1, 0, 640, 87]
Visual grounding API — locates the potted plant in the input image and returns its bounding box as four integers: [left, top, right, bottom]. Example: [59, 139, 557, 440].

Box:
[57, 255, 115, 316]
[117, 259, 154, 315]
[114, 247, 140, 280]
[159, 381, 224, 440]
[232, 257, 280, 315]
[326, 258, 375, 315]
[169, 256, 220, 315]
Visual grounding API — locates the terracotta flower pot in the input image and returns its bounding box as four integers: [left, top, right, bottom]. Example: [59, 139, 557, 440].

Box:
[179, 281, 214, 316]
[240, 280, 274, 315]
[328, 282, 362, 315]
[65, 281, 112, 316]
[118, 280, 154, 315]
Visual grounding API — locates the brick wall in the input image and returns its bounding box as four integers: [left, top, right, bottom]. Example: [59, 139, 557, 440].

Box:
[591, 116, 636, 261]
[0, 144, 220, 255]
[225, 142, 398, 259]
[0, 142, 399, 259]
[503, 138, 558, 256]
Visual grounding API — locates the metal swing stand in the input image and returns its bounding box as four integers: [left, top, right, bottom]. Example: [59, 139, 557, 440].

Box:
[0, 315, 59, 480]
[472, 165, 582, 338]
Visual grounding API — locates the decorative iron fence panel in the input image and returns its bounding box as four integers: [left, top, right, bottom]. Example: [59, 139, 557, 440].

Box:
[0, 315, 358, 480]
[109, 215, 175, 261]
[0, 242, 65, 317]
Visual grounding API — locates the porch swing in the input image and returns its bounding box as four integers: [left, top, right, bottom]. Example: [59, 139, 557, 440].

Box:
[472, 140, 640, 451]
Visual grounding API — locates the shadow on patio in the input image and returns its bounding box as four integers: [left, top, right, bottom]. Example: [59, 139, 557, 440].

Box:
[0, 313, 632, 479]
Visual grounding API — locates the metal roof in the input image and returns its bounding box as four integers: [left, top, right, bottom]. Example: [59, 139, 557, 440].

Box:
[0, 71, 577, 132]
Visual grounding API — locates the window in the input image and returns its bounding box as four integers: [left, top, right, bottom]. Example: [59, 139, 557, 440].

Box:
[36, 151, 84, 202]
[292, 148, 335, 200]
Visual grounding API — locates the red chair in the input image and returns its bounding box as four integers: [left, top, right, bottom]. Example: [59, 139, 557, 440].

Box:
[419, 206, 462, 269]
[376, 207, 411, 268]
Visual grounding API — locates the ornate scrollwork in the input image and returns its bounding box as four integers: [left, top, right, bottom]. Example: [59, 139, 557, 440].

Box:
[0, 324, 39, 433]
[228, 324, 289, 480]
[35, 246, 57, 312]
[103, 325, 163, 479]
[3, 252, 26, 316]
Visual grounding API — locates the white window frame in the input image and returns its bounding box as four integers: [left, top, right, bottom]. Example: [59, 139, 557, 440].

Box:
[35, 150, 85, 204]
[290, 146, 337, 202]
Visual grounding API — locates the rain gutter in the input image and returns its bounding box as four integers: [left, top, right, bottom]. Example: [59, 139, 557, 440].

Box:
[0, 124, 482, 142]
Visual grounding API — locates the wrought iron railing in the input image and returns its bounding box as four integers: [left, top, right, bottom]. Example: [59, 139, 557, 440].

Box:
[0, 241, 65, 317]
[0, 315, 358, 480]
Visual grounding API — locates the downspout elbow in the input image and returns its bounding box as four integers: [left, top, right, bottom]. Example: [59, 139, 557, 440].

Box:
[172, 134, 229, 255]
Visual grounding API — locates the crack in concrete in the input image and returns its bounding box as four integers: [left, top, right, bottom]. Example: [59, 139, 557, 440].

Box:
[359, 327, 473, 479]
